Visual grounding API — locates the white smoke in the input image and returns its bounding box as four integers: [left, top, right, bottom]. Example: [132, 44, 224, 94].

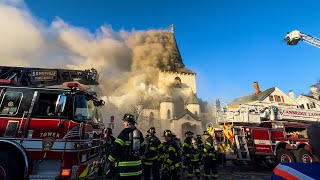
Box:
[0, 1, 179, 117]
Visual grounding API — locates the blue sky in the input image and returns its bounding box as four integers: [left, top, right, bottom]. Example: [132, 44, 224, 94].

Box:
[25, 0, 320, 103]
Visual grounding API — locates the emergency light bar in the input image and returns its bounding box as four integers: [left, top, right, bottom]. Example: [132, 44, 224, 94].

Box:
[67, 82, 81, 88]
[0, 79, 17, 85]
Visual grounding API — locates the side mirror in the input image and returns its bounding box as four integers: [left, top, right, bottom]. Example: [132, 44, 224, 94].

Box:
[55, 94, 67, 114]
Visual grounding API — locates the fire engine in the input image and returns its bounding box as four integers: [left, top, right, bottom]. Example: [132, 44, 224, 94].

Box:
[0, 66, 107, 180]
[208, 104, 319, 167]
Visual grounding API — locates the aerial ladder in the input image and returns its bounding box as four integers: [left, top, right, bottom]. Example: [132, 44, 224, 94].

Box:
[285, 30, 320, 48]
[0, 66, 99, 86]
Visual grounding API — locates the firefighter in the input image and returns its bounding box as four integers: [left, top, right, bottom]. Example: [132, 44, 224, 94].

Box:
[107, 113, 145, 180]
[183, 130, 199, 179]
[172, 133, 182, 177]
[203, 130, 218, 179]
[144, 127, 161, 180]
[196, 134, 204, 170]
[105, 128, 116, 177]
[161, 130, 180, 180]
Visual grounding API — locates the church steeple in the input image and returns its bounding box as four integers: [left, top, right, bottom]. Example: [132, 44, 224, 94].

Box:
[186, 90, 199, 105]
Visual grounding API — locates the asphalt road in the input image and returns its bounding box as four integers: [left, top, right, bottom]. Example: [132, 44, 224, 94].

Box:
[95, 164, 273, 180]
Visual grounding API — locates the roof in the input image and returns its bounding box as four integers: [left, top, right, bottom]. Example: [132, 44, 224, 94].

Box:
[228, 87, 275, 106]
[186, 91, 199, 105]
[300, 94, 320, 101]
[174, 109, 200, 121]
[161, 95, 173, 103]
[177, 67, 196, 74]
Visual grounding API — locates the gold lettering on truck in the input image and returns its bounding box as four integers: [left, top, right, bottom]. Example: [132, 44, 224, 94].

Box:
[40, 132, 60, 138]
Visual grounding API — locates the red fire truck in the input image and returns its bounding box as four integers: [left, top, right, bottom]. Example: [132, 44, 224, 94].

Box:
[0, 66, 107, 180]
[209, 104, 317, 167]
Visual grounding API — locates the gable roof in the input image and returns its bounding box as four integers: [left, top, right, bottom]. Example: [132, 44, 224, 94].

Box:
[174, 109, 200, 121]
[300, 94, 320, 101]
[228, 87, 275, 106]
[186, 91, 199, 105]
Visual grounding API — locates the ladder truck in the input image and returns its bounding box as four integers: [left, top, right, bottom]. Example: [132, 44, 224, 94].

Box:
[285, 30, 320, 48]
[208, 104, 317, 168]
[0, 66, 107, 180]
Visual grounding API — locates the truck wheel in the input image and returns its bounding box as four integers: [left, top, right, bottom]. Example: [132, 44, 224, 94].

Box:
[294, 149, 313, 163]
[276, 148, 295, 164]
[0, 150, 24, 180]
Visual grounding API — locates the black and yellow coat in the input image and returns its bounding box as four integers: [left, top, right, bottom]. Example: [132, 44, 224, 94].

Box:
[163, 140, 180, 170]
[204, 136, 216, 160]
[144, 135, 163, 165]
[182, 137, 195, 162]
[108, 126, 145, 177]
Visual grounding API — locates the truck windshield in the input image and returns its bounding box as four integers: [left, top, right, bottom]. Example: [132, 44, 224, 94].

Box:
[74, 95, 94, 121]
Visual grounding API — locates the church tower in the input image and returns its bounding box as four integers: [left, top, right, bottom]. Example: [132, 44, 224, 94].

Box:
[159, 96, 174, 132]
[186, 91, 200, 117]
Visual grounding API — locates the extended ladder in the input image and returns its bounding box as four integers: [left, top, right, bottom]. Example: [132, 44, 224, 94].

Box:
[0, 66, 99, 86]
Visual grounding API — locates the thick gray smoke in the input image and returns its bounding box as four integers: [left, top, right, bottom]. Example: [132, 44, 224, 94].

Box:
[0, 1, 187, 133]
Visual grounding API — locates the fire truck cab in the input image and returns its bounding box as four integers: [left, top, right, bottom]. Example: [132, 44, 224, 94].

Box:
[0, 66, 107, 180]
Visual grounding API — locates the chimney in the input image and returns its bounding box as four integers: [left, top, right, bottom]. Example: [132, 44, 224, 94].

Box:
[289, 90, 295, 100]
[253, 82, 260, 94]
[310, 85, 319, 100]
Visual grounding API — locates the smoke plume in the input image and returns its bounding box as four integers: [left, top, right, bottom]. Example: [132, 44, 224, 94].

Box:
[0, 1, 182, 110]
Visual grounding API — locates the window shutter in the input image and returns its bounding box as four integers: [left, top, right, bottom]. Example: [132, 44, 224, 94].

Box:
[281, 96, 285, 103]
[275, 95, 278, 102]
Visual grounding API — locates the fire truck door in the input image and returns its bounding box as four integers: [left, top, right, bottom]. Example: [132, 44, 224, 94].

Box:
[19, 91, 39, 144]
[252, 129, 273, 155]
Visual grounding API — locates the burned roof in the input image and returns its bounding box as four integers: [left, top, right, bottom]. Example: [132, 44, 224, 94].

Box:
[228, 87, 275, 106]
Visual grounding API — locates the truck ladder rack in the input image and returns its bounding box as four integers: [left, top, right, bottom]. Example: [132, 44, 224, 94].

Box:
[0, 66, 99, 87]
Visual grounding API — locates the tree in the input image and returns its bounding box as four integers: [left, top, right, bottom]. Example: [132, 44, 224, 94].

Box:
[129, 97, 151, 134]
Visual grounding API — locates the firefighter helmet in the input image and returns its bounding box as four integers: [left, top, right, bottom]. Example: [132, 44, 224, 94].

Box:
[203, 131, 210, 136]
[197, 135, 201, 139]
[185, 130, 194, 137]
[147, 127, 156, 134]
[163, 130, 173, 137]
[122, 113, 136, 123]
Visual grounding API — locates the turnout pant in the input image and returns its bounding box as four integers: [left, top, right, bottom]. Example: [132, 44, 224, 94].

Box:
[168, 169, 179, 180]
[204, 158, 218, 178]
[115, 174, 141, 180]
[144, 161, 160, 180]
[187, 161, 200, 178]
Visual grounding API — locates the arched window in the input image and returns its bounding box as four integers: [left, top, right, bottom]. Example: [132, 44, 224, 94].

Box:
[167, 109, 171, 119]
[149, 112, 154, 127]
[174, 77, 182, 88]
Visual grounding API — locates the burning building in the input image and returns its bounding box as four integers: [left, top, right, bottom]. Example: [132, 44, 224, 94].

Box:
[133, 26, 203, 139]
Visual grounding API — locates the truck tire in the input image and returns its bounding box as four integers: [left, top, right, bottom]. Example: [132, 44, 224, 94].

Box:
[0, 150, 24, 180]
[294, 149, 313, 163]
[276, 148, 295, 164]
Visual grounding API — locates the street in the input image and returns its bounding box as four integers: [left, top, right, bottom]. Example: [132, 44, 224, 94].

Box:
[96, 163, 273, 180]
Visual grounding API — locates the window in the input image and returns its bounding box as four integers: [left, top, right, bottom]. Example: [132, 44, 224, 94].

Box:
[174, 77, 182, 88]
[195, 111, 198, 117]
[167, 109, 171, 119]
[34, 93, 60, 117]
[298, 104, 305, 109]
[309, 102, 316, 109]
[74, 95, 94, 121]
[149, 112, 154, 127]
[269, 95, 274, 101]
[0, 91, 23, 115]
[274, 95, 282, 102]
